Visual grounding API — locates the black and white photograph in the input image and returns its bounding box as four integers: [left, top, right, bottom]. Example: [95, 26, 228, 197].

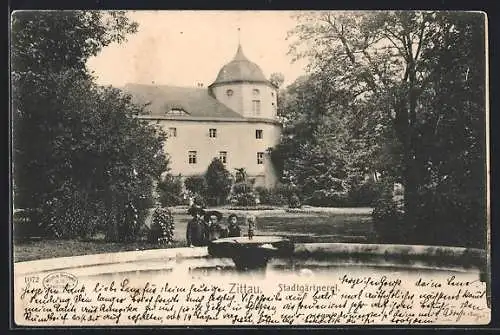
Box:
[11, 10, 490, 326]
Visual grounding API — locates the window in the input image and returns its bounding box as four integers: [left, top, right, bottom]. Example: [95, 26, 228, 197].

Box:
[219, 151, 227, 164]
[209, 128, 217, 138]
[252, 88, 260, 96]
[188, 151, 197, 164]
[252, 100, 261, 116]
[255, 129, 263, 139]
[271, 92, 275, 97]
[168, 127, 177, 137]
[226, 89, 234, 97]
[257, 152, 264, 164]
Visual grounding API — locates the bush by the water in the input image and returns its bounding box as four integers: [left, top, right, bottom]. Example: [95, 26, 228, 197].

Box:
[148, 206, 175, 245]
[372, 196, 405, 243]
[412, 189, 486, 249]
[372, 184, 486, 249]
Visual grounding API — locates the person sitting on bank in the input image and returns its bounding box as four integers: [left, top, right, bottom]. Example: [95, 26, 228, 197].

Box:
[186, 206, 208, 247]
[227, 213, 241, 238]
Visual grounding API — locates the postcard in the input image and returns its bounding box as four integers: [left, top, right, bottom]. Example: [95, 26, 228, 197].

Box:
[11, 10, 490, 326]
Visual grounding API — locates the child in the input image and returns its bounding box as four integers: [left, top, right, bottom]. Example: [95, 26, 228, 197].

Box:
[227, 213, 241, 238]
[186, 206, 208, 247]
[246, 214, 256, 240]
[207, 214, 224, 241]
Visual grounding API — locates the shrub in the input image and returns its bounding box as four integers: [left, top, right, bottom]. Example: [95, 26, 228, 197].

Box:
[255, 186, 287, 206]
[231, 181, 257, 206]
[184, 176, 208, 197]
[233, 182, 252, 195]
[305, 190, 349, 207]
[412, 188, 486, 249]
[192, 194, 207, 208]
[372, 195, 405, 243]
[116, 202, 146, 243]
[275, 183, 298, 201]
[157, 174, 184, 206]
[288, 194, 302, 208]
[148, 206, 175, 245]
[347, 179, 385, 206]
[233, 192, 257, 206]
[13, 208, 53, 241]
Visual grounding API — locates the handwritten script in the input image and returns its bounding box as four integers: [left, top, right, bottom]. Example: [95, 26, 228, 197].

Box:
[15, 272, 489, 325]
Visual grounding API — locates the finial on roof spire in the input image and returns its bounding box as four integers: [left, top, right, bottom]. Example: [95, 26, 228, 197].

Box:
[233, 29, 247, 62]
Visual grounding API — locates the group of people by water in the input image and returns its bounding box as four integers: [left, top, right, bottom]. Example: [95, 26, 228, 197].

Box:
[185, 205, 257, 247]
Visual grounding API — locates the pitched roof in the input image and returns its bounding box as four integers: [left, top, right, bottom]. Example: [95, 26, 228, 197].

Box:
[121, 83, 245, 119]
[211, 44, 269, 87]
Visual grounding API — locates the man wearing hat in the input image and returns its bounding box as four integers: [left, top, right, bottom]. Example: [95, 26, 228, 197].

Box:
[186, 205, 208, 247]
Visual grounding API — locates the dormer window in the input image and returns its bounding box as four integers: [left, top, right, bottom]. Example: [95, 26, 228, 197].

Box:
[166, 108, 187, 116]
[226, 89, 234, 97]
[252, 89, 260, 96]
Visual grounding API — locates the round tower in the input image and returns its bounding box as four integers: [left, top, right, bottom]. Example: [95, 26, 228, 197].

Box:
[209, 44, 278, 120]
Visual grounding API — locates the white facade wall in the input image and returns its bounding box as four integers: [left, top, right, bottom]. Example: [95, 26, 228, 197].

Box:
[211, 83, 278, 119]
[157, 119, 281, 188]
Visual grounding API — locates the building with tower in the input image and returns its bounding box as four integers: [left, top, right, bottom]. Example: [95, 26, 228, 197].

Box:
[122, 44, 282, 188]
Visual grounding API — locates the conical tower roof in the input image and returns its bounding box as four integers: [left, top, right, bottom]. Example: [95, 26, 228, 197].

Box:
[211, 44, 269, 86]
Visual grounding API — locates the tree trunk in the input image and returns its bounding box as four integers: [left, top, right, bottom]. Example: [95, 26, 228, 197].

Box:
[403, 59, 419, 239]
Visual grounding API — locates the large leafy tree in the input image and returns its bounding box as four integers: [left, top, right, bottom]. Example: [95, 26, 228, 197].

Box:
[12, 11, 169, 241]
[282, 11, 486, 247]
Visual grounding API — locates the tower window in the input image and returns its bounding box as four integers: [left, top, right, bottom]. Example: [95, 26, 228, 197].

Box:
[168, 127, 177, 137]
[188, 151, 197, 164]
[255, 129, 263, 139]
[219, 151, 227, 164]
[252, 100, 261, 116]
[209, 128, 217, 138]
[252, 88, 260, 96]
[226, 89, 234, 97]
[257, 152, 264, 165]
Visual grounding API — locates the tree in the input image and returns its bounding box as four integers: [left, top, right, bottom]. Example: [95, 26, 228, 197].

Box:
[11, 11, 169, 241]
[14, 69, 168, 240]
[205, 158, 233, 206]
[11, 11, 138, 75]
[286, 11, 486, 247]
[269, 72, 285, 89]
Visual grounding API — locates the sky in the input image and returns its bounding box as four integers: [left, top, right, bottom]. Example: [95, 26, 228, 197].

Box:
[86, 11, 309, 88]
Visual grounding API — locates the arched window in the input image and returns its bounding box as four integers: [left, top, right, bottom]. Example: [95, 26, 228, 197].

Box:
[226, 89, 234, 97]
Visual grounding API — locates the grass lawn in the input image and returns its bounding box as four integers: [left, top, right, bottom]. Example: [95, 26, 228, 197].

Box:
[14, 212, 374, 263]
